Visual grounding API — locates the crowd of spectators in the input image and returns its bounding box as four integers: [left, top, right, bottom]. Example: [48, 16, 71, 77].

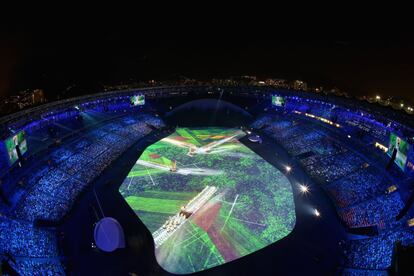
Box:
[344, 227, 414, 270]
[9, 259, 65, 276]
[339, 267, 388, 275]
[259, 115, 364, 184]
[12, 114, 157, 223]
[0, 217, 58, 258]
[339, 192, 404, 229]
[283, 131, 326, 156]
[0, 113, 162, 274]
[304, 152, 365, 184]
[252, 114, 414, 272]
[326, 168, 386, 208]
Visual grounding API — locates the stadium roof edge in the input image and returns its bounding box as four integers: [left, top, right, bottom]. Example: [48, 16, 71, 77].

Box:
[0, 85, 413, 135]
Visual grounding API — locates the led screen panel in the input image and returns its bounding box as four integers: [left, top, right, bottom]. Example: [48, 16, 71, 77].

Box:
[4, 131, 28, 165]
[131, 95, 145, 106]
[272, 95, 285, 107]
[388, 133, 410, 171]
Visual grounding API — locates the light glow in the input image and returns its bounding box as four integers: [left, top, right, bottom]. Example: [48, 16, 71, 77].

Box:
[299, 184, 309, 193]
[375, 142, 388, 152]
[294, 110, 341, 128]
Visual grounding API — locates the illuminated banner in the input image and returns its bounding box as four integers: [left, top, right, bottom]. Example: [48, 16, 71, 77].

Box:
[131, 94, 145, 106]
[387, 133, 409, 171]
[272, 95, 285, 107]
[4, 130, 28, 165]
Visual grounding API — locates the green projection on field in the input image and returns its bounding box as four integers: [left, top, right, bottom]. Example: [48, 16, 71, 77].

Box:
[119, 128, 296, 274]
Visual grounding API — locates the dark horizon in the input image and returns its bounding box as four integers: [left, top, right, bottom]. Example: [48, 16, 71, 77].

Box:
[1, 20, 414, 103]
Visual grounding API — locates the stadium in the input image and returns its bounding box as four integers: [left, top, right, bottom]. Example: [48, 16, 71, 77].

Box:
[0, 84, 414, 275]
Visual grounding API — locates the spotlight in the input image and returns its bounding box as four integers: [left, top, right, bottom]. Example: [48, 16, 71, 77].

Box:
[285, 166, 292, 172]
[314, 208, 321, 217]
[299, 184, 309, 193]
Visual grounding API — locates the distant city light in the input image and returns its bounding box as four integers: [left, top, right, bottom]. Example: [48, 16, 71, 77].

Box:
[401, 103, 404, 107]
[376, 95, 381, 100]
[299, 184, 309, 193]
[314, 208, 321, 217]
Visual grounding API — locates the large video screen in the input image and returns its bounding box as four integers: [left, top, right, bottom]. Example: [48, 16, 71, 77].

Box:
[272, 95, 285, 107]
[119, 128, 295, 274]
[388, 133, 410, 171]
[131, 94, 145, 106]
[4, 130, 28, 165]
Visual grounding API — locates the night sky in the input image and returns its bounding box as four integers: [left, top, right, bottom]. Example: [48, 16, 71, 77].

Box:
[1, 17, 414, 103]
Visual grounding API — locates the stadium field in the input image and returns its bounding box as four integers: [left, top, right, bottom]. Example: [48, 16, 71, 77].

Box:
[119, 128, 296, 274]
